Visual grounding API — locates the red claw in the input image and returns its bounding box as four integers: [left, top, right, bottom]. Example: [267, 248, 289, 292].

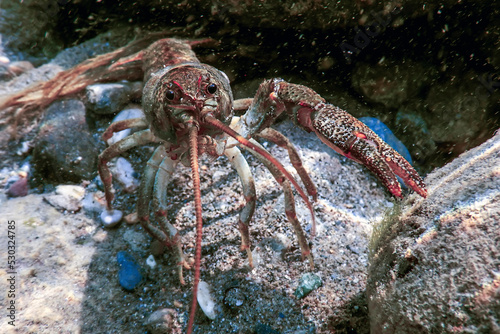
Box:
[310, 104, 427, 199]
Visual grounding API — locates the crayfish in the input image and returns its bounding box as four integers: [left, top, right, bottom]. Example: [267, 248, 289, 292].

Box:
[98, 38, 427, 333]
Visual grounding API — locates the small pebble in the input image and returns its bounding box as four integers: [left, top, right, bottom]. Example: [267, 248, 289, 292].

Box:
[111, 157, 139, 192]
[124, 212, 139, 224]
[85, 83, 131, 114]
[6, 172, 28, 197]
[294, 273, 322, 299]
[93, 175, 104, 191]
[100, 209, 123, 228]
[224, 287, 246, 309]
[144, 308, 177, 334]
[82, 191, 107, 213]
[92, 230, 108, 243]
[197, 281, 217, 320]
[117, 251, 143, 291]
[150, 240, 166, 256]
[43, 184, 85, 212]
[16, 141, 31, 156]
[55, 184, 85, 201]
[44, 193, 82, 212]
[146, 254, 157, 269]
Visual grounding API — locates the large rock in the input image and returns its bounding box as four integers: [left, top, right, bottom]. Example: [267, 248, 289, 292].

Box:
[0, 28, 136, 97]
[368, 131, 500, 333]
[0, 0, 66, 62]
[351, 60, 438, 109]
[424, 71, 493, 148]
[32, 99, 98, 183]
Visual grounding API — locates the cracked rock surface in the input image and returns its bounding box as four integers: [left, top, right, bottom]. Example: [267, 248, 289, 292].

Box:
[368, 132, 500, 334]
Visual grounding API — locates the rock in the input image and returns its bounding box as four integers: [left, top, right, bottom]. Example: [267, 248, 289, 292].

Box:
[110, 157, 140, 193]
[16, 140, 31, 156]
[144, 308, 177, 334]
[146, 254, 156, 269]
[43, 185, 85, 212]
[32, 99, 98, 183]
[106, 107, 145, 145]
[294, 273, 322, 299]
[6, 172, 28, 197]
[56, 184, 85, 200]
[44, 193, 81, 212]
[223, 286, 246, 309]
[394, 109, 437, 162]
[368, 132, 500, 333]
[0, 28, 136, 97]
[100, 209, 123, 228]
[117, 251, 143, 291]
[124, 212, 139, 224]
[81, 191, 107, 213]
[197, 281, 218, 320]
[92, 175, 105, 191]
[0, 63, 63, 97]
[0, 0, 63, 62]
[424, 71, 492, 150]
[352, 60, 438, 109]
[49, 27, 137, 70]
[85, 83, 133, 115]
[150, 240, 166, 256]
[0, 60, 34, 81]
[359, 117, 412, 164]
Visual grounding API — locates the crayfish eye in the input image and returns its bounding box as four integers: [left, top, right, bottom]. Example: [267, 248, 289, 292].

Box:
[166, 90, 175, 100]
[206, 83, 217, 95]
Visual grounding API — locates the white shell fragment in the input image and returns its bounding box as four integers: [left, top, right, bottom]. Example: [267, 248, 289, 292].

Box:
[100, 209, 123, 228]
[197, 281, 217, 320]
[111, 157, 139, 192]
[146, 254, 156, 269]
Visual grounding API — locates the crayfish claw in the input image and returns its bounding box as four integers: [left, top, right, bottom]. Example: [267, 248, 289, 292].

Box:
[349, 138, 404, 198]
[310, 104, 427, 198]
[379, 143, 428, 198]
